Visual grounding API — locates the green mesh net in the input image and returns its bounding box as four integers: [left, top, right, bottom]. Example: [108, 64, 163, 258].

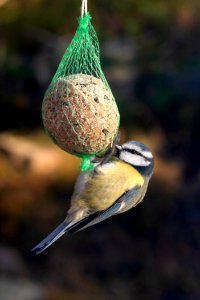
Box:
[42, 13, 120, 170]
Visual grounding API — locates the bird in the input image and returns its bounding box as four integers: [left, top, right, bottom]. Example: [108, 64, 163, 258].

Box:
[32, 140, 154, 254]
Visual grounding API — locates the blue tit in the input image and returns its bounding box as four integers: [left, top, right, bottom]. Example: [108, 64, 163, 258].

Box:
[32, 140, 154, 254]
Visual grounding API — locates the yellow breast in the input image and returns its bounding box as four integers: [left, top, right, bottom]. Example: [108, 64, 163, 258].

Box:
[75, 159, 144, 212]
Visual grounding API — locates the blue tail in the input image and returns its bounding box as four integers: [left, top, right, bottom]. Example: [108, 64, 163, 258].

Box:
[32, 188, 133, 255]
[32, 222, 70, 254]
[32, 211, 101, 254]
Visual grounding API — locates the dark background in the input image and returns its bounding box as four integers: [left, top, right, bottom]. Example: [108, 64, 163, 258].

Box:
[0, 0, 200, 299]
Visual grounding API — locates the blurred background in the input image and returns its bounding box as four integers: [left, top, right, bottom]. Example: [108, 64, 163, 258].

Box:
[0, 0, 200, 299]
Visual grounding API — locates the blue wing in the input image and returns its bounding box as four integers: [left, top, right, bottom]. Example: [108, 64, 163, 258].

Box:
[67, 186, 141, 234]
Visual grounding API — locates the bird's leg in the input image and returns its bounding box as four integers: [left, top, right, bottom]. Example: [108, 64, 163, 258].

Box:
[99, 131, 121, 166]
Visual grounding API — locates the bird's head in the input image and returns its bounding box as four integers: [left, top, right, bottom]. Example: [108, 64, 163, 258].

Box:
[115, 141, 154, 177]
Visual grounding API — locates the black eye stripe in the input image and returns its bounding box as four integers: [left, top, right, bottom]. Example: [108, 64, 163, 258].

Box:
[124, 148, 150, 160]
[125, 148, 142, 155]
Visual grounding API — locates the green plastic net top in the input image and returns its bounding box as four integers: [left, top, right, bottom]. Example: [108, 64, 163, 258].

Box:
[42, 13, 120, 171]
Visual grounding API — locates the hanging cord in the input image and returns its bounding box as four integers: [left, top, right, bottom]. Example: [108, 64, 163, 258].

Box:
[81, 0, 88, 18]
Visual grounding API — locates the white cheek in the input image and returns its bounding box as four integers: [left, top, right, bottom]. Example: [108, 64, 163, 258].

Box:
[142, 151, 153, 159]
[120, 152, 151, 166]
